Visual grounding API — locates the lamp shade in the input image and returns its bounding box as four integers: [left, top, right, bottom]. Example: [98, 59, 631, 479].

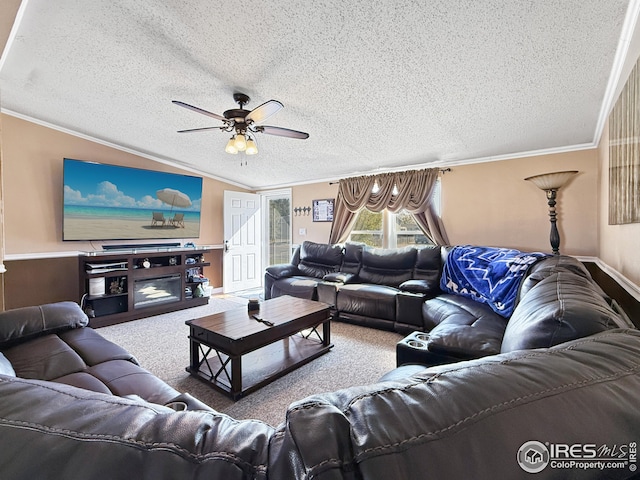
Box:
[524, 170, 578, 190]
[225, 137, 238, 154]
[245, 138, 258, 155]
[234, 133, 247, 151]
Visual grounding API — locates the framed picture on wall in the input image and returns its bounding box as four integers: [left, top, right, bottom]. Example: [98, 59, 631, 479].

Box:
[312, 198, 335, 222]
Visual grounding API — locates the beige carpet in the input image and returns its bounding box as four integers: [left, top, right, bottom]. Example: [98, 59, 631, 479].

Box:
[98, 297, 402, 427]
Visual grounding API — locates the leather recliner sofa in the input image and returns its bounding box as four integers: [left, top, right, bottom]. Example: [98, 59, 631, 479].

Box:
[0, 299, 639, 479]
[265, 241, 629, 366]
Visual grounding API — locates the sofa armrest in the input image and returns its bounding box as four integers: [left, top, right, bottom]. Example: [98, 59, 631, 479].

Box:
[265, 263, 300, 280]
[322, 272, 356, 284]
[399, 279, 439, 296]
[165, 392, 216, 412]
[395, 291, 426, 330]
[317, 281, 339, 307]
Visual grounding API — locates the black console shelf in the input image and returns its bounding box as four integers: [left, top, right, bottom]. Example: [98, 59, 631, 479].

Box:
[78, 248, 212, 328]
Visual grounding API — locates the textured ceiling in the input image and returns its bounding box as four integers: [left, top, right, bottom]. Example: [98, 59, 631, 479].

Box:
[0, 0, 637, 189]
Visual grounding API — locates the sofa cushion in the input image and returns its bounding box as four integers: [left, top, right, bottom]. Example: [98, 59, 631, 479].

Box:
[336, 284, 399, 321]
[421, 293, 503, 332]
[297, 241, 343, 278]
[270, 276, 319, 300]
[424, 295, 508, 357]
[53, 371, 113, 394]
[3, 334, 87, 381]
[58, 328, 138, 366]
[412, 246, 442, 290]
[341, 242, 364, 274]
[501, 271, 622, 353]
[517, 255, 594, 300]
[265, 263, 301, 279]
[0, 302, 88, 349]
[87, 359, 179, 404]
[358, 247, 417, 287]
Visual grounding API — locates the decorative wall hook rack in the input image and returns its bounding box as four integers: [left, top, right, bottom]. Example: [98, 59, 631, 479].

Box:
[294, 206, 311, 216]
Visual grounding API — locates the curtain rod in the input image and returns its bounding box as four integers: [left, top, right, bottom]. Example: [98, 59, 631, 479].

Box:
[329, 168, 451, 185]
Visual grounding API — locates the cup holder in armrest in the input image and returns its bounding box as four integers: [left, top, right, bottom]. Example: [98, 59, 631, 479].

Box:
[164, 401, 188, 411]
[396, 331, 433, 366]
[415, 333, 429, 342]
[396, 330, 466, 368]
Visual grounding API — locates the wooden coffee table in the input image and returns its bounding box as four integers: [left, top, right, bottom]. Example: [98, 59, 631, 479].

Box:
[185, 295, 332, 400]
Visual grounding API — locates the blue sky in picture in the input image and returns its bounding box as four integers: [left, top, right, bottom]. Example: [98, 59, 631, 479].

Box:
[63, 159, 202, 212]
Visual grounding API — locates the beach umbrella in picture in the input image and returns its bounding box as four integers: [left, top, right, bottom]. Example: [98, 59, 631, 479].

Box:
[156, 188, 192, 212]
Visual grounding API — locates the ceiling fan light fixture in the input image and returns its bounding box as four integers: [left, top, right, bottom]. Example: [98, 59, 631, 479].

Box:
[245, 137, 258, 155]
[234, 133, 247, 151]
[173, 93, 309, 156]
[225, 137, 238, 154]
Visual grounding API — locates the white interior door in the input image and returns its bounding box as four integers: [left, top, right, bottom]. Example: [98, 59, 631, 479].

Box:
[223, 190, 262, 294]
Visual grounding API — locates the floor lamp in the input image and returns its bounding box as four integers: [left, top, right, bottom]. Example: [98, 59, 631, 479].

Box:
[524, 170, 578, 255]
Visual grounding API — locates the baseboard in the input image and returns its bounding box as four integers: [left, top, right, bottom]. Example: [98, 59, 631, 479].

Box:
[577, 255, 640, 302]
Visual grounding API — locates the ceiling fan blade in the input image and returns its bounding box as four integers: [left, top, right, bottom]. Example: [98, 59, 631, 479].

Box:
[177, 126, 225, 133]
[172, 100, 227, 122]
[256, 125, 309, 139]
[245, 100, 283, 124]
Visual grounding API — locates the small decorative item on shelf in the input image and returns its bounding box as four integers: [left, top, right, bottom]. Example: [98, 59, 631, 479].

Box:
[109, 279, 122, 295]
[89, 277, 105, 296]
[169, 256, 177, 265]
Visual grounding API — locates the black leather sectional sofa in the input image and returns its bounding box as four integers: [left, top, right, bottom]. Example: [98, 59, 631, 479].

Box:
[265, 241, 630, 365]
[1, 281, 639, 477]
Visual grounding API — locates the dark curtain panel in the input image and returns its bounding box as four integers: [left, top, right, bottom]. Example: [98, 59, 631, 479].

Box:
[329, 168, 449, 245]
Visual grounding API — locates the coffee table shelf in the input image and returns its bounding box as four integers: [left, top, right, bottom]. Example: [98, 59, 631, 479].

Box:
[186, 296, 332, 400]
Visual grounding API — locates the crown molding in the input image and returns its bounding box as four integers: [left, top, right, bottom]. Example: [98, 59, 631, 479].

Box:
[0, 109, 254, 190]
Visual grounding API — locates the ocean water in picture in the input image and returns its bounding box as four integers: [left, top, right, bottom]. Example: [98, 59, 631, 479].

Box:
[64, 205, 201, 223]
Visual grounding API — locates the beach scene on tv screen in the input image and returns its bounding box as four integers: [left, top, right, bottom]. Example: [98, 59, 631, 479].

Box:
[63, 159, 203, 241]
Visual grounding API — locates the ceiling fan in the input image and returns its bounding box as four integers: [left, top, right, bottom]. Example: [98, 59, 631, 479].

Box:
[172, 93, 309, 155]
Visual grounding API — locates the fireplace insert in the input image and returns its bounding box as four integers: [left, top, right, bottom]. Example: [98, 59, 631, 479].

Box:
[133, 274, 182, 309]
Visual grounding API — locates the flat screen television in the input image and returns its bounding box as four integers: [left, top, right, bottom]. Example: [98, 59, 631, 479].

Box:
[63, 158, 203, 241]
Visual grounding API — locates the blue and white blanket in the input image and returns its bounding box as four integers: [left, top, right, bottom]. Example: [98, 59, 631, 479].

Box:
[440, 245, 549, 317]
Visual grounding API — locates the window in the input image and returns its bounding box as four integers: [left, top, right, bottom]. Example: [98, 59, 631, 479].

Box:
[350, 209, 431, 248]
[349, 179, 440, 248]
[261, 189, 292, 267]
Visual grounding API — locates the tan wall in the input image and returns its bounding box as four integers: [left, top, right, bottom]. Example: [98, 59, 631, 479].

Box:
[296, 150, 598, 257]
[598, 123, 640, 287]
[2, 114, 245, 255]
[291, 183, 339, 245]
[0, 114, 247, 307]
[441, 150, 598, 255]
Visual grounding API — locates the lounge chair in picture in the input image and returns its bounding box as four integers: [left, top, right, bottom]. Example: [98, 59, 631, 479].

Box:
[151, 212, 166, 227]
[170, 213, 185, 228]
